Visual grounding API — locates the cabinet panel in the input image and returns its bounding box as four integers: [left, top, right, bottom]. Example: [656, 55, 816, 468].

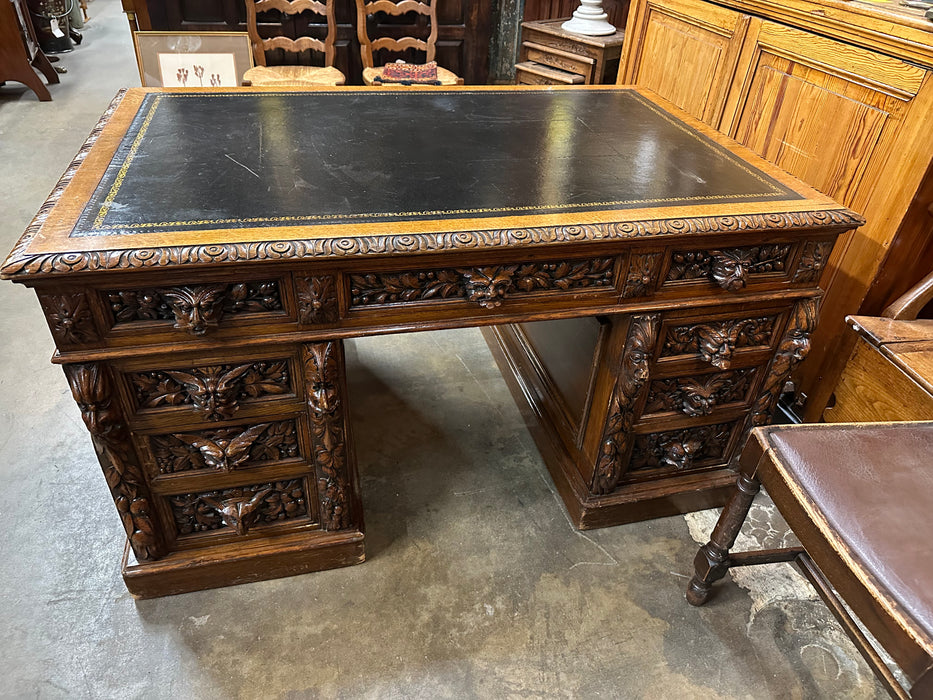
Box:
[722, 19, 933, 417]
[619, 0, 751, 126]
[725, 22, 921, 204]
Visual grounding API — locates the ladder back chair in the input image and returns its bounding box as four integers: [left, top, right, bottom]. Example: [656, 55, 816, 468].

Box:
[243, 0, 346, 87]
[354, 0, 462, 86]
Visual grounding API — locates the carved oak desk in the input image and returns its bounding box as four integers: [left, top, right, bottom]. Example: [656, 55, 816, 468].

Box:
[1, 87, 861, 597]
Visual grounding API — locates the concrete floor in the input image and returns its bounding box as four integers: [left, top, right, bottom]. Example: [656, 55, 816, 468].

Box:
[0, 3, 887, 697]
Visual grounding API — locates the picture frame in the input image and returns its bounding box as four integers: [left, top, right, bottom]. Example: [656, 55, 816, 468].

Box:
[133, 31, 254, 88]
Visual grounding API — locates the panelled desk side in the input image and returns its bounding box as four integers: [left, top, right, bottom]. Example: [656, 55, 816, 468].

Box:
[2, 86, 861, 597]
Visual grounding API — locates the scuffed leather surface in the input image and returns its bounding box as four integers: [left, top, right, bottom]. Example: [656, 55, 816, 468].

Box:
[72, 90, 800, 237]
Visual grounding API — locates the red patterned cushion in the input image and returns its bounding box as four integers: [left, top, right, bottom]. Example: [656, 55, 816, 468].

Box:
[375, 61, 441, 85]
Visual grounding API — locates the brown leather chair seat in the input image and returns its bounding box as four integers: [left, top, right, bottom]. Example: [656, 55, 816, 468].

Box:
[768, 424, 933, 645]
[687, 421, 933, 698]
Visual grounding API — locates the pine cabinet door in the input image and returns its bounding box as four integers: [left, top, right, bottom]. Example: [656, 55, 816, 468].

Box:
[722, 20, 933, 417]
[618, 0, 751, 127]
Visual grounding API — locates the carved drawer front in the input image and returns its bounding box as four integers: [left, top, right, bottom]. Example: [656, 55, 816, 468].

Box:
[166, 477, 316, 543]
[103, 278, 290, 337]
[348, 257, 619, 312]
[650, 239, 834, 295]
[655, 309, 783, 370]
[624, 419, 744, 482]
[144, 418, 305, 478]
[640, 367, 759, 419]
[125, 356, 297, 422]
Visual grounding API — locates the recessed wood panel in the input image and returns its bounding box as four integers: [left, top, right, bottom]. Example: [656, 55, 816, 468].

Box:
[733, 63, 891, 205]
[520, 317, 604, 428]
[621, 0, 750, 126]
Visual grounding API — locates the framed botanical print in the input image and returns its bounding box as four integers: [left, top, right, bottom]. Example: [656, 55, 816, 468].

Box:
[133, 32, 253, 88]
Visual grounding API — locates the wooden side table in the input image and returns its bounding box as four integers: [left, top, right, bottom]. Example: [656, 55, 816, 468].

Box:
[515, 18, 625, 86]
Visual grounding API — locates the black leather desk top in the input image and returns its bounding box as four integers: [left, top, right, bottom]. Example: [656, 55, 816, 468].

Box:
[73, 89, 801, 238]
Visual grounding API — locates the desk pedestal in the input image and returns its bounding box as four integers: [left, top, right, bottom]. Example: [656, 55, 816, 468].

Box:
[486, 306, 817, 528]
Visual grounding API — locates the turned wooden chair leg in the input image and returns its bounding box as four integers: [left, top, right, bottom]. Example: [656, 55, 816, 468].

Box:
[686, 469, 761, 606]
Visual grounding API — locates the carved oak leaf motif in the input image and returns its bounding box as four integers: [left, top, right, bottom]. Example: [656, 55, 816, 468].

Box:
[109, 289, 169, 322]
[225, 281, 281, 312]
[644, 369, 755, 417]
[40, 292, 99, 345]
[134, 373, 189, 408]
[158, 284, 228, 336]
[201, 486, 273, 536]
[630, 423, 734, 472]
[239, 361, 290, 398]
[459, 266, 518, 308]
[164, 364, 253, 421]
[153, 421, 298, 473]
[174, 423, 270, 472]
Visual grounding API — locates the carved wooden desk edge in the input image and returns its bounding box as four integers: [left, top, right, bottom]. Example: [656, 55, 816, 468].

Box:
[2, 209, 863, 281]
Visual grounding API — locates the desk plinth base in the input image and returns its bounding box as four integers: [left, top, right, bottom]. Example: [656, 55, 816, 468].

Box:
[121, 529, 365, 599]
[485, 323, 734, 529]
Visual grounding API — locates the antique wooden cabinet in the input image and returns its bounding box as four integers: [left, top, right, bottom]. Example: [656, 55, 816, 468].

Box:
[619, 0, 933, 420]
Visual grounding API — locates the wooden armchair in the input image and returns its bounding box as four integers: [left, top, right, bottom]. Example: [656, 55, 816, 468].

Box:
[243, 0, 346, 87]
[687, 422, 933, 698]
[354, 0, 462, 86]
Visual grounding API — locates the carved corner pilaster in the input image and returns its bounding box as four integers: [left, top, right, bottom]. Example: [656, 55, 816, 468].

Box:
[63, 362, 165, 561]
[302, 342, 352, 530]
[591, 314, 661, 495]
[742, 297, 819, 439]
[296, 275, 339, 325]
